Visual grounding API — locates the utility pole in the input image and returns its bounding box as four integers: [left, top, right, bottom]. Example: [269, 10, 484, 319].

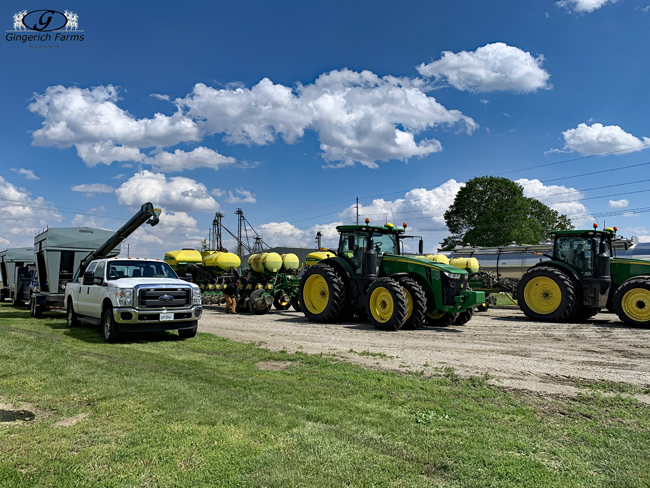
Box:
[356, 197, 359, 225]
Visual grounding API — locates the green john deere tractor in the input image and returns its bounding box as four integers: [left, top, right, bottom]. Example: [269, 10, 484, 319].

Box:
[517, 226, 650, 326]
[299, 222, 484, 330]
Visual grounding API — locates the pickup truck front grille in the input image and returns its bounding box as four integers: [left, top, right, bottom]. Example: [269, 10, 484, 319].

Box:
[139, 288, 190, 309]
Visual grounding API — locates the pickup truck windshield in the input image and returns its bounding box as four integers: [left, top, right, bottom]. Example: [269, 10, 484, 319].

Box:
[107, 261, 178, 280]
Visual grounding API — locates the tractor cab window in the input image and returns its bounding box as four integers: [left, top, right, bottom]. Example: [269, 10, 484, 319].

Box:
[555, 237, 593, 275]
[339, 233, 368, 272]
[371, 232, 398, 255]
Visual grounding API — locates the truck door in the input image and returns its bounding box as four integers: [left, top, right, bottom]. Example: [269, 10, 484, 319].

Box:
[86, 262, 106, 319]
[77, 262, 98, 316]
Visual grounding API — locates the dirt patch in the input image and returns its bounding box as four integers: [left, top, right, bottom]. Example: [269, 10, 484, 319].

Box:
[0, 398, 52, 426]
[53, 413, 89, 427]
[200, 307, 650, 402]
[256, 360, 293, 371]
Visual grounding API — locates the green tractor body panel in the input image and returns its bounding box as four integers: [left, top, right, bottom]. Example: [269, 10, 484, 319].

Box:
[381, 254, 484, 313]
[610, 258, 650, 287]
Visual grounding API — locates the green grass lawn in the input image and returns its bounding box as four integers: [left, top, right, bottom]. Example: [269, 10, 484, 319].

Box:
[0, 303, 648, 487]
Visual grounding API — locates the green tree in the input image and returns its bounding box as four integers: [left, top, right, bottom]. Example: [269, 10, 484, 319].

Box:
[440, 176, 573, 250]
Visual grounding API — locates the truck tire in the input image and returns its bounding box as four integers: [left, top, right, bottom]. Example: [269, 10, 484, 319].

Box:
[366, 278, 408, 331]
[426, 311, 458, 327]
[178, 321, 198, 338]
[397, 277, 427, 329]
[30, 296, 43, 318]
[291, 296, 301, 312]
[102, 308, 120, 343]
[11, 294, 24, 307]
[613, 277, 650, 327]
[273, 292, 292, 311]
[299, 263, 346, 323]
[453, 307, 474, 325]
[66, 300, 79, 327]
[517, 266, 577, 322]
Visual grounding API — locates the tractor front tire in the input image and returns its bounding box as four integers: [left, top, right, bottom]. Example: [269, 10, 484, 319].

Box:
[517, 266, 577, 322]
[366, 278, 408, 331]
[425, 311, 458, 327]
[397, 277, 427, 329]
[613, 277, 650, 327]
[299, 264, 346, 323]
[453, 307, 475, 325]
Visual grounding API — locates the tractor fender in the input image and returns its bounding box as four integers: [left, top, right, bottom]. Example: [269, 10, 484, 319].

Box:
[527, 261, 581, 285]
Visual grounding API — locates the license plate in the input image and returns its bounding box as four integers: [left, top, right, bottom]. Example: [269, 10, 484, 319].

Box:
[160, 313, 174, 321]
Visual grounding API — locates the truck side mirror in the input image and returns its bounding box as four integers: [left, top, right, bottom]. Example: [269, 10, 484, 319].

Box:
[419, 239, 423, 255]
[82, 271, 94, 285]
[93, 276, 104, 285]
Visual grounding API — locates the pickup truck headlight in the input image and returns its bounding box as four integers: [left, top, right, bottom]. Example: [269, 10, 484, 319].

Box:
[192, 287, 202, 305]
[116, 289, 134, 307]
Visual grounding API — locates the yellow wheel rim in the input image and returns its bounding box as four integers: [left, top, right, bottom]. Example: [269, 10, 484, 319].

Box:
[427, 311, 445, 320]
[621, 288, 650, 323]
[524, 276, 562, 315]
[304, 275, 329, 314]
[403, 287, 413, 321]
[369, 287, 394, 323]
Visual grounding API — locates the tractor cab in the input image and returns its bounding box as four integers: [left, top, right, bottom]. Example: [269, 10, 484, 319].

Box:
[336, 222, 401, 273]
[552, 227, 614, 277]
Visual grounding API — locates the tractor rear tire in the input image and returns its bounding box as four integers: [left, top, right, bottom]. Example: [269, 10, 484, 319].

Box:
[517, 266, 577, 322]
[397, 277, 427, 329]
[299, 264, 346, 323]
[613, 277, 650, 327]
[365, 278, 408, 331]
[453, 307, 475, 325]
[425, 312, 458, 327]
[273, 292, 292, 311]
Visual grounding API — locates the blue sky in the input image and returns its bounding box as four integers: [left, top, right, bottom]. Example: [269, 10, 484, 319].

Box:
[2, 0, 649, 256]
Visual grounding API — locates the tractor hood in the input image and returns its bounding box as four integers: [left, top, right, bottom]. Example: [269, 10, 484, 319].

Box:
[382, 254, 468, 275]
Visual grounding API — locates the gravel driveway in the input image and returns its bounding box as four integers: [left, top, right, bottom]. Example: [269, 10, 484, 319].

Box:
[199, 306, 650, 401]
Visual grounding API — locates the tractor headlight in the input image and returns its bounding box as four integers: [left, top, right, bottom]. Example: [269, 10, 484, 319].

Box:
[192, 287, 202, 305]
[443, 272, 461, 279]
[116, 288, 134, 307]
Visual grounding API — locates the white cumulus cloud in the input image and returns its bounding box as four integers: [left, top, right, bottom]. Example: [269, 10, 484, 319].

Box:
[0, 174, 63, 248]
[212, 187, 257, 204]
[553, 123, 650, 156]
[556, 0, 617, 13]
[609, 199, 629, 208]
[28, 85, 200, 166]
[115, 170, 218, 213]
[71, 183, 115, 194]
[517, 178, 591, 226]
[416, 42, 551, 93]
[145, 146, 237, 172]
[11, 168, 39, 180]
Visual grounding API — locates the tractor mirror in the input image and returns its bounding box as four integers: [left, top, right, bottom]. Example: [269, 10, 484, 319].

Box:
[419, 239, 424, 255]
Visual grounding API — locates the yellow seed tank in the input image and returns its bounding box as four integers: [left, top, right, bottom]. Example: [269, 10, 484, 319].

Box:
[248, 252, 283, 273]
[203, 252, 241, 270]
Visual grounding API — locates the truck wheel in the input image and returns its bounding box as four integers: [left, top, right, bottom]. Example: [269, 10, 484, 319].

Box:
[397, 277, 427, 329]
[299, 264, 346, 323]
[66, 300, 78, 326]
[453, 308, 474, 325]
[102, 308, 120, 343]
[366, 278, 408, 331]
[291, 296, 301, 312]
[30, 296, 43, 318]
[11, 294, 24, 307]
[178, 321, 198, 338]
[273, 292, 292, 311]
[517, 266, 577, 322]
[613, 277, 650, 327]
[426, 311, 458, 327]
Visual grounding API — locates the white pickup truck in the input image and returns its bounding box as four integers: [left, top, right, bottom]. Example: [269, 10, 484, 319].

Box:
[64, 257, 202, 342]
